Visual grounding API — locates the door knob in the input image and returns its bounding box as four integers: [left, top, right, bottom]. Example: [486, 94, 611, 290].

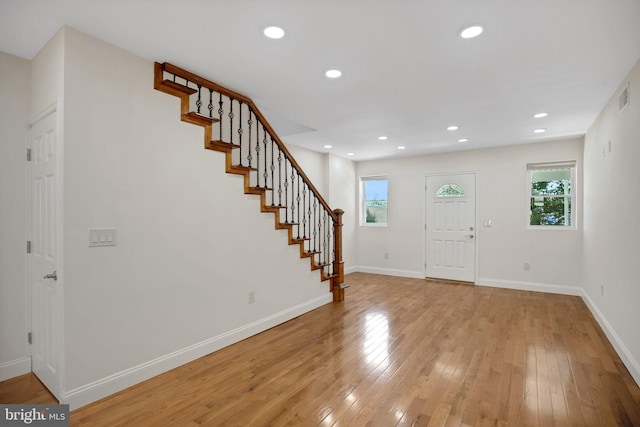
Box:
[43, 271, 57, 281]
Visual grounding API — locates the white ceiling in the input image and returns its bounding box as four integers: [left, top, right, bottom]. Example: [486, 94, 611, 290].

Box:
[2, 0, 640, 161]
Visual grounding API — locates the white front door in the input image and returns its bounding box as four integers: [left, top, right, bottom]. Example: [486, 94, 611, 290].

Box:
[425, 173, 476, 282]
[30, 110, 61, 399]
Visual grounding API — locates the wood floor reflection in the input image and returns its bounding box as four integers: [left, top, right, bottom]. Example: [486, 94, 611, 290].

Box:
[2, 272, 640, 426]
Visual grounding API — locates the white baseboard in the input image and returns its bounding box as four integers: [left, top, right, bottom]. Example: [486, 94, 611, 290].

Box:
[348, 265, 424, 279]
[61, 293, 332, 410]
[581, 291, 640, 387]
[477, 277, 583, 296]
[0, 357, 31, 382]
[344, 265, 358, 275]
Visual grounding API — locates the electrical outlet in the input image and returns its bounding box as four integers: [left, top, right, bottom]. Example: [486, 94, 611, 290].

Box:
[523, 262, 530, 271]
[248, 291, 255, 304]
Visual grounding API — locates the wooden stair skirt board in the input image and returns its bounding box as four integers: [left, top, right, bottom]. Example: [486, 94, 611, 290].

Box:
[154, 62, 345, 302]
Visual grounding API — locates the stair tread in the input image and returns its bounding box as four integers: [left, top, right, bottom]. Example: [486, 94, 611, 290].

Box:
[302, 250, 321, 257]
[312, 263, 331, 270]
[230, 165, 258, 172]
[211, 140, 241, 149]
[183, 112, 220, 126]
[160, 79, 198, 95]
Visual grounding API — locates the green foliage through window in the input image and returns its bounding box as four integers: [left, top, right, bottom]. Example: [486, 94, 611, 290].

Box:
[528, 165, 574, 227]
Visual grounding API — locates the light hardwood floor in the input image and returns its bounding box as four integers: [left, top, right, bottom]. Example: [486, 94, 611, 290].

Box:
[2, 273, 639, 426]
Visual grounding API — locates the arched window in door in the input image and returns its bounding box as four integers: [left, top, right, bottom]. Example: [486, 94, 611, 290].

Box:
[435, 183, 465, 197]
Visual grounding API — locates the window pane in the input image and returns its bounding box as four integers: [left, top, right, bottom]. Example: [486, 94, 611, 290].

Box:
[364, 179, 387, 224]
[528, 163, 575, 228]
[530, 196, 571, 226]
[531, 169, 570, 182]
[531, 179, 569, 195]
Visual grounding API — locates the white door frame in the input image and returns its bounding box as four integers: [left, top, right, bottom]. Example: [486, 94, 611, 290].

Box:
[424, 171, 479, 282]
[27, 99, 65, 400]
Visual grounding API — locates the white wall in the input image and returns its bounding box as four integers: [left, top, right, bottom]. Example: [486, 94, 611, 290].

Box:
[355, 139, 584, 292]
[325, 154, 357, 271]
[30, 28, 65, 119]
[583, 58, 640, 384]
[0, 52, 31, 380]
[20, 27, 332, 407]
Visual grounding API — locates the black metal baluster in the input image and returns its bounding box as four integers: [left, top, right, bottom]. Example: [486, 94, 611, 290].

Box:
[196, 85, 202, 114]
[247, 108, 253, 168]
[277, 148, 283, 206]
[238, 102, 243, 166]
[291, 168, 297, 234]
[270, 139, 276, 206]
[208, 89, 213, 118]
[313, 196, 318, 252]
[284, 159, 289, 223]
[255, 125, 261, 187]
[229, 98, 234, 145]
[218, 94, 223, 141]
[302, 184, 307, 239]
[296, 172, 301, 238]
[323, 211, 328, 266]
[263, 130, 268, 188]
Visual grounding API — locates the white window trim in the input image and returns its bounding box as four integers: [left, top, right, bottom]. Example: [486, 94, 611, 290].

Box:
[360, 175, 388, 227]
[527, 161, 577, 230]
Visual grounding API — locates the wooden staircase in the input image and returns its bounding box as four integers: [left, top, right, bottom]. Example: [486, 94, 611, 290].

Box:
[154, 62, 346, 302]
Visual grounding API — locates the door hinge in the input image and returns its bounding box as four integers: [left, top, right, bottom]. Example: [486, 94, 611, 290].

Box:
[28, 332, 32, 344]
[27, 148, 32, 161]
[27, 241, 31, 254]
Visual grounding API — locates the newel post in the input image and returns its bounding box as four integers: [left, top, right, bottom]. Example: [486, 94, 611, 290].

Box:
[331, 209, 345, 302]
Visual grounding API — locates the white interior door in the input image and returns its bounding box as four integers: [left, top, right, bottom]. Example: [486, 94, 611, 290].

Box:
[425, 173, 476, 282]
[30, 110, 61, 399]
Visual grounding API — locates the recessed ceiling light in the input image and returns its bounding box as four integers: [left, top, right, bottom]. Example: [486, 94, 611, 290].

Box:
[323, 145, 332, 148]
[534, 128, 547, 133]
[347, 152, 354, 156]
[460, 25, 484, 39]
[378, 136, 388, 140]
[263, 26, 285, 39]
[534, 112, 548, 118]
[325, 69, 342, 79]
[458, 138, 469, 143]
[397, 146, 406, 150]
[447, 125, 459, 131]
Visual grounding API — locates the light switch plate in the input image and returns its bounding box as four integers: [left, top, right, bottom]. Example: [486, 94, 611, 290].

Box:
[89, 228, 117, 247]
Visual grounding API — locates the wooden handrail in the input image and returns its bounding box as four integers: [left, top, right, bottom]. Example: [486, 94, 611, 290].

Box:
[158, 62, 337, 222]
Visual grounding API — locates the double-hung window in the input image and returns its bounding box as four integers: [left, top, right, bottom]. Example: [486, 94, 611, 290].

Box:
[360, 176, 388, 226]
[528, 162, 576, 228]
